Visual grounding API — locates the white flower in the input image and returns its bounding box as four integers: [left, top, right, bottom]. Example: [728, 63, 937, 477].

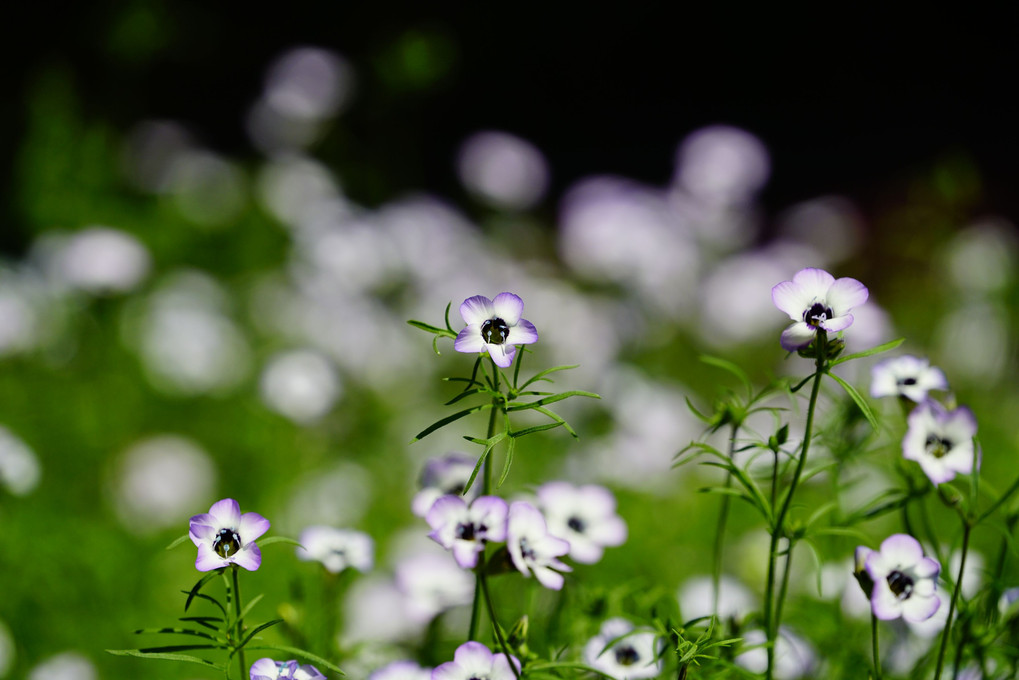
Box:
[583, 618, 662, 680]
[902, 400, 978, 485]
[536, 481, 627, 564]
[433, 642, 519, 680]
[864, 533, 940, 622]
[453, 293, 538, 368]
[426, 495, 508, 568]
[411, 453, 478, 518]
[678, 574, 756, 623]
[506, 501, 572, 590]
[188, 498, 270, 571]
[297, 526, 373, 573]
[735, 628, 815, 680]
[771, 267, 868, 351]
[870, 355, 949, 402]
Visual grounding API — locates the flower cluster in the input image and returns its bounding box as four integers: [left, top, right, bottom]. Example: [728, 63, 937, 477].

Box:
[421, 477, 626, 589]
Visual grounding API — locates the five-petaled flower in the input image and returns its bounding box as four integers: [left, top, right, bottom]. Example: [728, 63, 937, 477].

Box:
[870, 355, 949, 403]
[250, 658, 327, 680]
[860, 534, 940, 622]
[583, 618, 662, 680]
[432, 641, 519, 680]
[506, 501, 572, 590]
[426, 495, 508, 568]
[902, 400, 978, 485]
[771, 268, 869, 351]
[536, 481, 627, 564]
[453, 293, 538, 368]
[189, 498, 270, 572]
[296, 526, 374, 574]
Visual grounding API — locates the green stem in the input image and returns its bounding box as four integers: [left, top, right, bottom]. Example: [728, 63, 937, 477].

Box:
[773, 540, 795, 638]
[978, 474, 1019, 523]
[765, 333, 826, 680]
[231, 566, 247, 680]
[934, 522, 972, 680]
[468, 359, 502, 642]
[871, 612, 883, 680]
[712, 423, 739, 619]
[481, 572, 521, 679]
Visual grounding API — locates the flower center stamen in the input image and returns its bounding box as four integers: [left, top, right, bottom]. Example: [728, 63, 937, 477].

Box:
[481, 318, 510, 345]
[925, 434, 953, 459]
[887, 569, 915, 600]
[456, 522, 477, 541]
[213, 528, 241, 558]
[615, 645, 640, 666]
[567, 516, 586, 533]
[519, 537, 537, 561]
[803, 302, 834, 329]
[898, 377, 918, 386]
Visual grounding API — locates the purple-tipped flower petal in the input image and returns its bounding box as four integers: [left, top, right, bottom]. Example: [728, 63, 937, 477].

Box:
[537, 481, 627, 564]
[772, 267, 868, 351]
[506, 501, 572, 590]
[433, 641, 519, 680]
[453, 292, 537, 368]
[426, 495, 508, 569]
[189, 498, 269, 572]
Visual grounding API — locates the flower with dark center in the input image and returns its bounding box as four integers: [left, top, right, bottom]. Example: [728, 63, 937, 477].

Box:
[862, 533, 940, 622]
[536, 481, 627, 564]
[426, 495, 508, 569]
[902, 400, 978, 485]
[188, 498, 270, 572]
[870, 355, 949, 402]
[412, 453, 479, 518]
[506, 501, 571, 590]
[771, 268, 868, 351]
[250, 657, 327, 680]
[453, 293, 538, 368]
[583, 618, 661, 680]
[432, 641, 519, 680]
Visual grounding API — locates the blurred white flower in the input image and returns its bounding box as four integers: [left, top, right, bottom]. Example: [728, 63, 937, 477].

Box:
[0, 425, 40, 496]
[297, 526, 374, 573]
[537, 481, 627, 564]
[678, 574, 756, 623]
[0, 618, 13, 677]
[943, 219, 1017, 294]
[168, 150, 246, 227]
[457, 131, 549, 210]
[27, 652, 97, 680]
[284, 462, 372, 531]
[112, 435, 216, 533]
[369, 660, 432, 680]
[395, 552, 474, 624]
[673, 125, 770, 208]
[39, 227, 150, 294]
[260, 349, 342, 424]
[735, 629, 815, 680]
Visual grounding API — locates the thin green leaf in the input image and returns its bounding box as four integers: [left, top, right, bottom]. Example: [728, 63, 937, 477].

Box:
[533, 405, 579, 438]
[181, 590, 227, 617]
[518, 364, 579, 390]
[684, 396, 713, 424]
[237, 593, 266, 623]
[133, 627, 226, 643]
[165, 534, 190, 550]
[789, 372, 816, 394]
[410, 403, 495, 443]
[809, 526, 871, 542]
[135, 644, 222, 653]
[699, 461, 772, 524]
[257, 537, 303, 548]
[179, 616, 224, 632]
[184, 571, 224, 612]
[106, 649, 224, 669]
[462, 434, 507, 494]
[497, 436, 516, 488]
[505, 390, 600, 411]
[444, 387, 487, 406]
[700, 355, 753, 397]
[443, 301, 455, 333]
[525, 661, 617, 679]
[828, 373, 879, 431]
[233, 618, 284, 654]
[246, 645, 344, 675]
[509, 421, 564, 438]
[830, 337, 905, 366]
[406, 319, 456, 338]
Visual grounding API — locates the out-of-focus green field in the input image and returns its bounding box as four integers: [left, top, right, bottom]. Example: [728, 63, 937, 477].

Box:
[1, 58, 1018, 680]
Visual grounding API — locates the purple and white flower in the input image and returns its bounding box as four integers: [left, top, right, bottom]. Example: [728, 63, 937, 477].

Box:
[412, 453, 479, 518]
[395, 552, 475, 623]
[862, 533, 940, 622]
[734, 628, 815, 680]
[506, 501, 572, 590]
[189, 498, 270, 571]
[251, 658, 327, 680]
[771, 267, 869, 351]
[426, 495, 508, 568]
[296, 526, 374, 573]
[583, 618, 662, 680]
[536, 481, 627, 564]
[902, 400, 978, 484]
[453, 293, 538, 368]
[870, 355, 949, 402]
[432, 641, 519, 680]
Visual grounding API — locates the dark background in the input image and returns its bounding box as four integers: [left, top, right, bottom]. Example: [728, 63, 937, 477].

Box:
[3, 3, 1018, 253]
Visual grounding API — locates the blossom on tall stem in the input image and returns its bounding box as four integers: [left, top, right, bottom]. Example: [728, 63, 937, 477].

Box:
[861, 534, 941, 622]
[583, 618, 662, 680]
[250, 658, 327, 680]
[426, 495, 508, 568]
[411, 453, 479, 518]
[536, 481, 627, 564]
[506, 501, 572, 589]
[296, 526, 374, 573]
[870, 355, 949, 402]
[771, 267, 868, 351]
[902, 400, 978, 484]
[453, 293, 538, 368]
[432, 641, 519, 680]
[188, 498, 270, 571]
